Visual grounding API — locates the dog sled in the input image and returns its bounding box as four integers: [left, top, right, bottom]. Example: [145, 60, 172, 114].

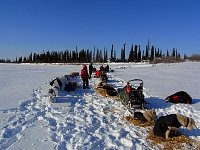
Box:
[118, 79, 145, 112]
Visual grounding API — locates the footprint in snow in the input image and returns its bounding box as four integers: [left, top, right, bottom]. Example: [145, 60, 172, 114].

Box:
[48, 118, 57, 131]
[1, 126, 22, 138]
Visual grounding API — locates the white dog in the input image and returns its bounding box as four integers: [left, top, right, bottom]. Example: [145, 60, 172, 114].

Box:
[49, 76, 67, 102]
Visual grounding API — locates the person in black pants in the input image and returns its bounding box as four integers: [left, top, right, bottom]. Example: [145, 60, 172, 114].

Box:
[80, 64, 89, 89]
[89, 63, 93, 78]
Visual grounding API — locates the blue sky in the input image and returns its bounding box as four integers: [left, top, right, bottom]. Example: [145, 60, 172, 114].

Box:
[0, 0, 200, 60]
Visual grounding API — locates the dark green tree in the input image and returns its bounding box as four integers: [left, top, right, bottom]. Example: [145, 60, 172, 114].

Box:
[110, 44, 114, 62]
[150, 46, 155, 61]
[128, 44, 134, 62]
[133, 45, 138, 62]
[137, 45, 141, 62]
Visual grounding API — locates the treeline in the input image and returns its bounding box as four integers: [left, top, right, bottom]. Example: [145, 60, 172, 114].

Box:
[0, 59, 12, 63]
[0, 43, 198, 63]
[188, 54, 200, 61]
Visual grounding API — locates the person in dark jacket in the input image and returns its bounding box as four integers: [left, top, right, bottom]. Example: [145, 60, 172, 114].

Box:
[89, 63, 93, 78]
[80, 64, 89, 89]
[100, 65, 104, 72]
[105, 64, 109, 72]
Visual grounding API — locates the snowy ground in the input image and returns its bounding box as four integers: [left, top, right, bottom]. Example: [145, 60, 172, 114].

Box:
[0, 62, 200, 150]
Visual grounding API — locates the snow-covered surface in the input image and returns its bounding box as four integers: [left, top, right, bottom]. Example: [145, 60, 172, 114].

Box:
[0, 62, 200, 149]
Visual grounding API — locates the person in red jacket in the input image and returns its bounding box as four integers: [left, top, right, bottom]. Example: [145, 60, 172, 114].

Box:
[80, 64, 89, 89]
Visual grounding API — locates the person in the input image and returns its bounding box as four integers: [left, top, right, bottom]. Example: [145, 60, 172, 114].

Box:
[89, 63, 93, 78]
[105, 64, 109, 72]
[80, 64, 89, 89]
[95, 70, 101, 78]
[100, 65, 104, 72]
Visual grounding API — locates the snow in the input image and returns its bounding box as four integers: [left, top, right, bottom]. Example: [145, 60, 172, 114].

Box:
[0, 62, 200, 150]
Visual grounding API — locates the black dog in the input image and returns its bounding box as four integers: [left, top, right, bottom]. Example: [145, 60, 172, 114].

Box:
[153, 114, 196, 139]
[165, 91, 192, 104]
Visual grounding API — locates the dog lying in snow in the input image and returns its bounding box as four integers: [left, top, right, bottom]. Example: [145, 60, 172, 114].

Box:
[165, 91, 192, 104]
[48, 76, 67, 102]
[49, 78, 62, 92]
[153, 114, 197, 140]
[133, 109, 157, 124]
[96, 81, 118, 96]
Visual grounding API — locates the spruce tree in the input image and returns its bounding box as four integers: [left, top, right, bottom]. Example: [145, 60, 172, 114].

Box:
[128, 44, 134, 62]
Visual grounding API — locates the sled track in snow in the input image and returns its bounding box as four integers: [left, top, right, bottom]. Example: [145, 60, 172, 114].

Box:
[1, 73, 199, 149]
[0, 74, 152, 149]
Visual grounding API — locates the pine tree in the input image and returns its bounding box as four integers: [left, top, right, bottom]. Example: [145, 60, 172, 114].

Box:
[128, 44, 134, 62]
[113, 49, 116, 62]
[145, 46, 149, 60]
[99, 49, 103, 62]
[137, 45, 141, 62]
[93, 46, 96, 62]
[150, 46, 155, 61]
[121, 48, 125, 62]
[104, 48, 108, 62]
[110, 44, 114, 62]
[121, 43, 126, 62]
[134, 45, 138, 62]
[166, 50, 169, 57]
[96, 48, 99, 62]
[172, 48, 176, 58]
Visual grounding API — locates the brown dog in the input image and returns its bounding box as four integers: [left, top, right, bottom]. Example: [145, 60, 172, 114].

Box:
[134, 109, 157, 124]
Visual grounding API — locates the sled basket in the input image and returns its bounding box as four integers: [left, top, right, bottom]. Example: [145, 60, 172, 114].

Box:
[118, 79, 145, 110]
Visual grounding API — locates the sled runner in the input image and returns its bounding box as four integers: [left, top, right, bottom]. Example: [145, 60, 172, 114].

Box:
[118, 79, 145, 112]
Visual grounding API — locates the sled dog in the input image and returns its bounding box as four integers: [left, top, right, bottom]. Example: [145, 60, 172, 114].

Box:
[153, 114, 197, 139]
[96, 81, 118, 96]
[49, 76, 67, 102]
[165, 91, 192, 104]
[134, 109, 157, 123]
